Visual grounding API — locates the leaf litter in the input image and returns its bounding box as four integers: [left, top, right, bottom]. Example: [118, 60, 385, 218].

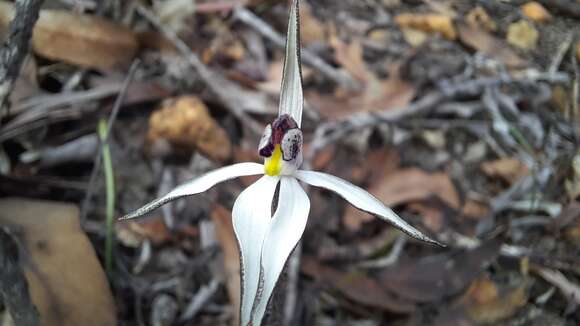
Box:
[0, 0, 579, 325]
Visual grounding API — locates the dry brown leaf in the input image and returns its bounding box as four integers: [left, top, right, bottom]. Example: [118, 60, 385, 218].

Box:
[379, 241, 501, 303]
[308, 64, 416, 119]
[507, 20, 539, 50]
[466, 6, 497, 32]
[211, 205, 241, 326]
[463, 277, 527, 324]
[521, 2, 552, 23]
[302, 257, 417, 313]
[115, 217, 172, 247]
[343, 168, 459, 230]
[0, 198, 116, 326]
[395, 13, 456, 40]
[330, 36, 370, 83]
[300, 2, 326, 45]
[481, 158, 530, 184]
[0, 1, 137, 69]
[148, 96, 232, 162]
[401, 28, 428, 47]
[458, 24, 525, 68]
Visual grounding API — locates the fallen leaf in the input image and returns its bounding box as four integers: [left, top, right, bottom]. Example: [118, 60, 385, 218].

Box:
[401, 28, 428, 47]
[521, 2, 552, 23]
[0, 198, 116, 326]
[302, 257, 417, 313]
[481, 158, 530, 184]
[211, 205, 241, 326]
[0, 1, 137, 69]
[379, 241, 501, 303]
[147, 96, 232, 162]
[308, 64, 416, 119]
[507, 20, 539, 50]
[115, 217, 172, 247]
[395, 13, 456, 40]
[462, 277, 528, 324]
[343, 168, 460, 230]
[300, 2, 326, 45]
[458, 24, 525, 68]
[466, 6, 497, 32]
[330, 36, 370, 83]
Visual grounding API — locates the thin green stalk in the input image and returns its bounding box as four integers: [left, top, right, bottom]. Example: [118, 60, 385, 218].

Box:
[98, 119, 116, 275]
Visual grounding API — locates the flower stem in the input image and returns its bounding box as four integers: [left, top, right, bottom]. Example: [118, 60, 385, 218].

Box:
[98, 118, 116, 275]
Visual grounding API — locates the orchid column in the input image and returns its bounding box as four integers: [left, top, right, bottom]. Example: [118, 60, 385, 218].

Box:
[121, 1, 442, 325]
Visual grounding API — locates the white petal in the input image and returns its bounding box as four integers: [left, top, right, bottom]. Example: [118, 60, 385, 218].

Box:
[232, 175, 280, 326]
[295, 170, 443, 246]
[121, 162, 263, 220]
[279, 0, 303, 127]
[251, 177, 310, 325]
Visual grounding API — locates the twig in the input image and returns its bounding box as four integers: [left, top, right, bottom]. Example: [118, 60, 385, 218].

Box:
[306, 71, 568, 162]
[534, 267, 580, 306]
[548, 34, 573, 75]
[99, 119, 116, 275]
[136, 4, 264, 135]
[80, 60, 140, 223]
[179, 278, 220, 322]
[0, 229, 39, 326]
[359, 235, 407, 268]
[234, 7, 361, 91]
[0, 0, 44, 122]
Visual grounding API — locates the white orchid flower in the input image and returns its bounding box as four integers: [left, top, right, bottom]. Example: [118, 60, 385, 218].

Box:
[122, 1, 442, 325]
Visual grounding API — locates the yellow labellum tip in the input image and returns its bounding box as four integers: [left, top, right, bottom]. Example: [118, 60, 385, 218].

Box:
[264, 145, 282, 176]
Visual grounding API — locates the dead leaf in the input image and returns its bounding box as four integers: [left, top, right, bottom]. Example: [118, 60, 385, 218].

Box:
[147, 96, 232, 162]
[507, 20, 539, 50]
[457, 24, 525, 68]
[379, 241, 501, 303]
[115, 217, 172, 247]
[0, 1, 137, 69]
[300, 2, 326, 45]
[521, 2, 552, 23]
[466, 6, 497, 32]
[0, 198, 116, 326]
[395, 13, 457, 40]
[481, 158, 530, 184]
[462, 277, 527, 324]
[330, 36, 370, 83]
[308, 64, 416, 119]
[400, 28, 428, 47]
[344, 168, 458, 230]
[211, 205, 241, 326]
[302, 257, 417, 313]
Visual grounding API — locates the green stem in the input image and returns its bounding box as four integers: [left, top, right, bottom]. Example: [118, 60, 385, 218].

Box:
[98, 119, 116, 275]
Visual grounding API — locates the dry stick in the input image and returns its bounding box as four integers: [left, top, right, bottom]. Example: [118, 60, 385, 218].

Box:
[548, 34, 573, 75]
[306, 71, 569, 162]
[0, 0, 44, 126]
[234, 7, 361, 92]
[80, 60, 140, 223]
[136, 5, 264, 136]
[0, 230, 40, 326]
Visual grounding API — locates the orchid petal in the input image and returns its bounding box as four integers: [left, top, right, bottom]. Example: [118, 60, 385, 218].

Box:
[232, 175, 280, 326]
[251, 177, 310, 325]
[279, 0, 303, 127]
[121, 162, 263, 220]
[295, 170, 443, 246]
